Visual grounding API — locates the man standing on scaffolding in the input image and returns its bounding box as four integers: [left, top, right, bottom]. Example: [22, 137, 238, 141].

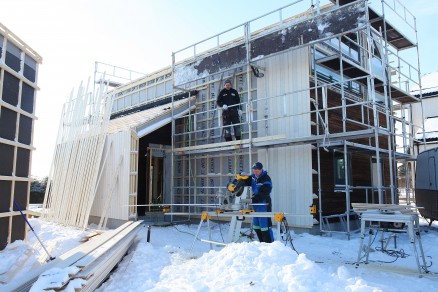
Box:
[217, 79, 242, 141]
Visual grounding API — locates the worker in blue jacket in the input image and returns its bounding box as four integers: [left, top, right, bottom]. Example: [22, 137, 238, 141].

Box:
[239, 162, 274, 243]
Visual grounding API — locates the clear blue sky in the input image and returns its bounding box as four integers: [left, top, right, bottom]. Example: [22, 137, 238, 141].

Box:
[1, 0, 437, 177]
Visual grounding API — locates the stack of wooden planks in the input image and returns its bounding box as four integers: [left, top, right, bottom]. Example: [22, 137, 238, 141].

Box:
[3, 221, 143, 292]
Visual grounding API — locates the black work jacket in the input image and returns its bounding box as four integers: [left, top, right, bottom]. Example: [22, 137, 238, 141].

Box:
[217, 88, 241, 114]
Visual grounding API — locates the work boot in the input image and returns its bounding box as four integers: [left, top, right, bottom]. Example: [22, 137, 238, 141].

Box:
[225, 136, 232, 142]
[254, 229, 263, 242]
[261, 230, 272, 243]
[235, 136, 241, 140]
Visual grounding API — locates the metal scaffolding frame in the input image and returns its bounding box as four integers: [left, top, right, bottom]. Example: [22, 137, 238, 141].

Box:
[166, 0, 425, 235]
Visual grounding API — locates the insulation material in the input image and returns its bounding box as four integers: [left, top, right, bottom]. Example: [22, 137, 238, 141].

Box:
[23, 54, 37, 83]
[11, 181, 28, 241]
[0, 144, 14, 176]
[15, 148, 30, 177]
[42, 81, 113, 229]
[21, 83, 35, 114]
[18, 115, 33, 145]
[0, 107, 17, 141]
[2, 71, 20, 106]
[5, 41, 21, 72]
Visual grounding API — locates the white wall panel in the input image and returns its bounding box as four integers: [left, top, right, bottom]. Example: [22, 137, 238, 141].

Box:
[256, 48, 313, 227]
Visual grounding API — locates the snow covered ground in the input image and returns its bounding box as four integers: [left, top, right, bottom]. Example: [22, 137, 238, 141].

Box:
[1, 217, 437, 291]
[0, 219, 91, 285]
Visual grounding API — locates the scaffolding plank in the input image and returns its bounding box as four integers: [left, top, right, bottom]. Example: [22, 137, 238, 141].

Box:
[174, 134, 287, 153]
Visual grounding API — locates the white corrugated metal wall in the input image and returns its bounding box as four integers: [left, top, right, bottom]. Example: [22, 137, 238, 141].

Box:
[256, 48, 313, 227]
[91, 130, 134, 221]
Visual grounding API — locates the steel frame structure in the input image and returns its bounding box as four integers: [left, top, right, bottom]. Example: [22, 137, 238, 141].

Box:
[165, 0, 426, 236]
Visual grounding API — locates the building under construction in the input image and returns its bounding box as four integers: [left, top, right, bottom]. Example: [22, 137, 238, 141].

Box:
[43, 0, 426, 238]
[0, 23, 42, 249]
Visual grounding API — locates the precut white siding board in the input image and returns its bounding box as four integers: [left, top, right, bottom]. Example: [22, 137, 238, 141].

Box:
[43, 82, 112, 229]
[256, 48, 313, 227]
[91, 131, 134, 221]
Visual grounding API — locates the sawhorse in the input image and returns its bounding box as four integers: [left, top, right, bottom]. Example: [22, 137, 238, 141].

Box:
[356, 210, 429, 274]
[191, 211, 287, 251]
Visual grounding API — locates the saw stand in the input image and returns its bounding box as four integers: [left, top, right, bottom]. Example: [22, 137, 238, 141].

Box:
[191, 210, 287, 251]
[353, 204, 429, 274]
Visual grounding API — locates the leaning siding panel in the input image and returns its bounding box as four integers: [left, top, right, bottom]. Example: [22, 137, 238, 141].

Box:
[91, 131, 132, 221]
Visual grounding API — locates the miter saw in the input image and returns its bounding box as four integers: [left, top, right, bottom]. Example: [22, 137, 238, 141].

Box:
[217, 174, 253, 211]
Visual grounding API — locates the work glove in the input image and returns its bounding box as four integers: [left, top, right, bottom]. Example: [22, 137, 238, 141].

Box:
[222, 104, 228, 110]
[238, 109, 242, 116]
[236, 173, 249, 180]
[251, 195, 259, 203]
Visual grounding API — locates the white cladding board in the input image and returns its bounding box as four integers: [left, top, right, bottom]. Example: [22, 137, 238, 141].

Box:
[261, 145, 313, 227]
[91, 131, 136, 221]
[256, 48, 313, 227]
[254, 48, 311, 139]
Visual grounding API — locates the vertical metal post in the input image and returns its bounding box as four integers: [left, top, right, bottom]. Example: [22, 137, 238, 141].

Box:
[317, 143, 323, 233]
[339, 36, 346, 133]
[344, 141, 350, 239]
[245, 22, 253, 169]
[313, 44, 324, 234]
[366, 3, 383, 203]
[338, 32, 351, 237]
[378, 3, 396, 203]
[170, 53, 176, 223]
[412, 9, 425, 206]
[188, 91, 192, 218]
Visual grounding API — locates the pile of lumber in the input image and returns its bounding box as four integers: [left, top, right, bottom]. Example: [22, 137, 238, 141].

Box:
[4, 221, 143, 292]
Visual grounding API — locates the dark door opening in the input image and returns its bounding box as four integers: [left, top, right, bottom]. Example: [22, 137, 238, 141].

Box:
[137, 123, 171, 216]
[146, 153, 164, 212]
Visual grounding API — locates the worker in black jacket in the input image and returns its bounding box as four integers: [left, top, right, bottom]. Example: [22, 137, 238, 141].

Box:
[216, 79, 242, 141]
[238, 162, 274, 243]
